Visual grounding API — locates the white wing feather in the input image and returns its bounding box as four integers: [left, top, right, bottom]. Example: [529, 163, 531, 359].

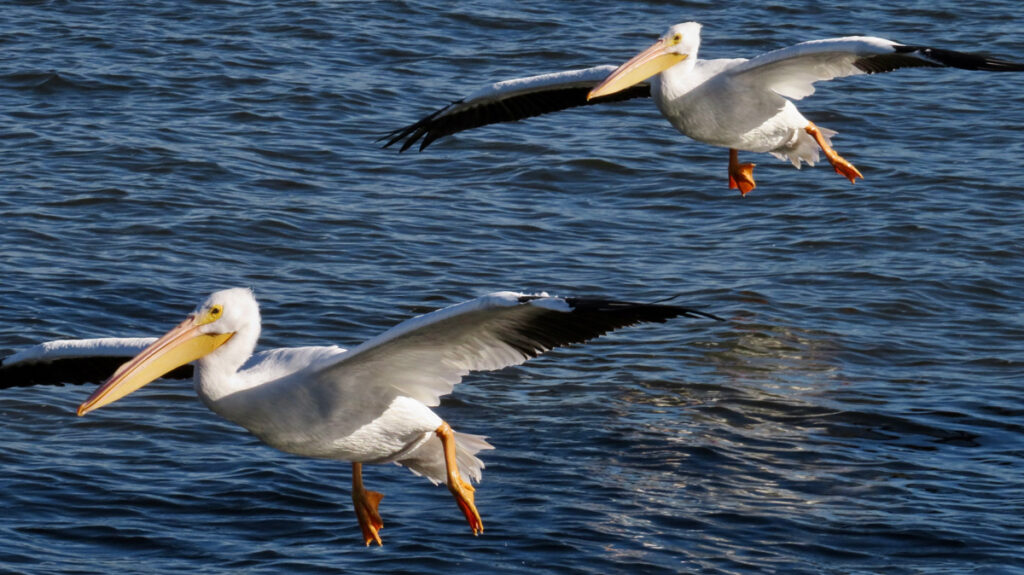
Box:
[728, 36, 900, 99]
[455, 66, 620, 111]
[2, 337, 157, 366]
[382, 66, 650, 150]
[316, 291, 557, 407]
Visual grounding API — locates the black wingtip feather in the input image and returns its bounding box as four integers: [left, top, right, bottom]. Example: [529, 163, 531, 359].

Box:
[562, 298, 725, 323]
[507, 296, 721, 359]
[380, 83, 651, 152]
[892, 45, 1024, 72]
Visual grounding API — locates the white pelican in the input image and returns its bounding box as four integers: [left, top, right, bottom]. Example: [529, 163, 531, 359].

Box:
[383, 22, 1024, 195]
[0, 288, 720, 545]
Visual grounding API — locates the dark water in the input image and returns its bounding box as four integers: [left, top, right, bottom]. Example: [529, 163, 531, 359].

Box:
[2, 1, 1023, 573]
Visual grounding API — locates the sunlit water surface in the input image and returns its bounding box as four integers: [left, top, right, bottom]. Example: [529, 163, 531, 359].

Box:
[1, 1, 1022, 574]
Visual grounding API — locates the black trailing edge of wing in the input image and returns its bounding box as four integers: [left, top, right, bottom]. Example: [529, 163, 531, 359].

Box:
[380, 84, 651, 152]
[500, 296, 722, 359]
[857, 45, 1024, 74]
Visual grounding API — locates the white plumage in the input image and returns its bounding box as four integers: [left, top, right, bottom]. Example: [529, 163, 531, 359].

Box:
[4, 337, 157, 365]
[385, 22, 1024, 195]
[1, 287, 718, 545]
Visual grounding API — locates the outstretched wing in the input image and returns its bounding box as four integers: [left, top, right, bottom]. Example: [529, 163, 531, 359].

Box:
[0, 337, 193, 389]
[317, 291, 721, 408]
[381, 66, 652, 151]
[727, 36, 1024, 100]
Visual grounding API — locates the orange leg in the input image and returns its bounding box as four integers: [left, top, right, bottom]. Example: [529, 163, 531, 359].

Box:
[805, 122, 863, 184]
[728, 148, 757, 196]
[436, 422, 483, 535]
[351, 462, 385, 546]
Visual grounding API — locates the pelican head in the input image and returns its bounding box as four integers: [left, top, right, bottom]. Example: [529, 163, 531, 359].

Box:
[77, 288, 260, 416]
[588, 22, 701, 100]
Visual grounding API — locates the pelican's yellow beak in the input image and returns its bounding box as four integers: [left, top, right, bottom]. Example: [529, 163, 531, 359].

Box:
[588, 37, 688, 100]
[77, 313, 233, 416]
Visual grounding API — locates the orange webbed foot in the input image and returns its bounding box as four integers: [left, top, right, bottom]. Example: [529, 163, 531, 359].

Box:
[351, 462, 384, 546]
[729, 163, 757, 196]
[436, 422, 484, 536]
[354, 489, 384, 546]
[448, 473, 483, 535]
[831, 156, 863, 184]
[728, 149, 757, 196]
[804, 122, 863, 185]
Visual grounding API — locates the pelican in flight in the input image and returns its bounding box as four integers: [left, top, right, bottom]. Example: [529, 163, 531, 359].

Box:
[383, 22, 1024, 195]
[0, 288, 720, 545]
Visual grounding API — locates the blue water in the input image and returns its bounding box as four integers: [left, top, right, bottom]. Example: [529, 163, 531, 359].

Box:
[2, 1, 1023, 573]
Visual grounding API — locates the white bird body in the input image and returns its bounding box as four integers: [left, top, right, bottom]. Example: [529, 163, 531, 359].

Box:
[1, 287, 719, 544]
[385, 22, 1024, 194]
[204, 345, 463, 479]
[651, 50, 831, 166]
[655, 57, 798, 151]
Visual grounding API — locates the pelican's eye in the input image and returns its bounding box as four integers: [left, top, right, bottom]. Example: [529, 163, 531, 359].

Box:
[207, 305, 223, 322]
[672, 33, 682, 45]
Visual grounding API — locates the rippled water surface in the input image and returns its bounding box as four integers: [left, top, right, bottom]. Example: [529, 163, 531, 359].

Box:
[2, 1, 1023, 574]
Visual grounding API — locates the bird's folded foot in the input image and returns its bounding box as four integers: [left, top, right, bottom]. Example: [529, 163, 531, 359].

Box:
[447, 471, 483, 535]
[728, 149, 756, 196]
[729, 163, 757, 195]
[351, 462, 384, 546]
[805, 122, 863, 185]
[353, 489, 384, 546]
[436, 421, 484, 535]
[829, 155, 863, 184]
